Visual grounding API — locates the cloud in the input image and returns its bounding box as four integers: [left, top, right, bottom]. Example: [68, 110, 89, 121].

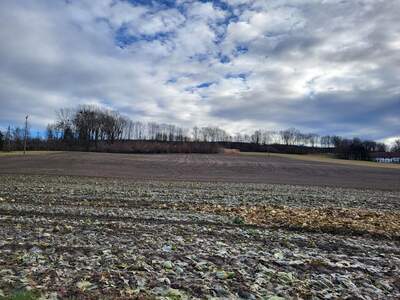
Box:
[0, 0, 399, 141]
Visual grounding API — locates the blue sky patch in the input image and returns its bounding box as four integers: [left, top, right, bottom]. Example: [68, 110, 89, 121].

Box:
[196, 81, 215, 89]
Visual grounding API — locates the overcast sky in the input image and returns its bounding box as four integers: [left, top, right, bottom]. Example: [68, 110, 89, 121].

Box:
[0, 0, 399, 143]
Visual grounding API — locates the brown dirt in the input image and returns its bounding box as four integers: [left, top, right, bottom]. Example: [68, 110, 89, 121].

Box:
[0, 174, 399, 298]
[223, 148, 241, 155]
[0, 151, 399, 190]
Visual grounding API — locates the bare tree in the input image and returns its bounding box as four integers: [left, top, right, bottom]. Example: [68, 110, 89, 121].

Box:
[133, 122, 145, 140]
[192, 126, 199, 141]
[308, 133, 319, 148]
[280, 128, 299, 145]
[391, 139, 400, 152]
[251, 130, 262, 144]
[5, 126, 12, 151]
[321, 135, 332, 148]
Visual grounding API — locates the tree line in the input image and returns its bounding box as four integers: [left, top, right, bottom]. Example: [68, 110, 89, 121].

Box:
[0, 104, 397, 158]
[44, 105, 355, 147]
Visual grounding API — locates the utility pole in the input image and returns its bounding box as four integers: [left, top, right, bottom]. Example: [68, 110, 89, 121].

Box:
[6, 125, 11, 151]
[23, 115, 28, 155]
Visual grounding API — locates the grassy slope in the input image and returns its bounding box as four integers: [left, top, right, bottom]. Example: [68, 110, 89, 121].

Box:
[241, 152, 400, 170]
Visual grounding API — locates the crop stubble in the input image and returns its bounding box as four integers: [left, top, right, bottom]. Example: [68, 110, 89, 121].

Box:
[0, 153, 399, 299]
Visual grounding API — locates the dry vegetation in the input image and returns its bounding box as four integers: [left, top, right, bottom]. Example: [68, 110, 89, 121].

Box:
[0, 151, 60, 157]
[165, 203, 400, 239]
[241, 152, 400, 170]
[0, 172, 399, 299]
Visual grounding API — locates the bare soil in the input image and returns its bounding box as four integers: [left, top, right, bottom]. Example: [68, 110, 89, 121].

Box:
[0, 151, 399, 190]
[1, 152, 400, 299]
[0, 175, 399, 299]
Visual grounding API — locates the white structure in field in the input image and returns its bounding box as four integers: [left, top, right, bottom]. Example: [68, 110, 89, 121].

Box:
[371, 152, 400, 164]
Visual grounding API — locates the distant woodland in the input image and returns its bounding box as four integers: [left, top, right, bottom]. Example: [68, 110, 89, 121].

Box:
[1, 105, 397, 160]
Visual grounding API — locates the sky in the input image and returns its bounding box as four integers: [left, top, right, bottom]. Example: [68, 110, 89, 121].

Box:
[0, 0, 399, 143]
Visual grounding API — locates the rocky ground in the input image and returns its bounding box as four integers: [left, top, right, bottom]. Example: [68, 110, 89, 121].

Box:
[0, 175, 399, 299]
